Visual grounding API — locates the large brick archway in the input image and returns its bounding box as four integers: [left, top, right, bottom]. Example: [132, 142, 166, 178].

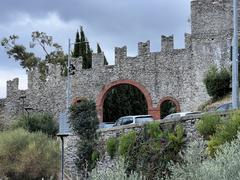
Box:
[157, 96, 181, 119]
[96, 79, 156, 122]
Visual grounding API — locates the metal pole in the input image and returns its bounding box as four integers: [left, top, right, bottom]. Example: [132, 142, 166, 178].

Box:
[61, 136, 64, 180]
[67, 39, 71, 111]
[232, 0, 239, 109]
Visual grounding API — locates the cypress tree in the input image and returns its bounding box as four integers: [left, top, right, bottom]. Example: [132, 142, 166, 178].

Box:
[97, 43, 108, 65]
[72, 27, 92, 69]
[85, 38, 92, 69]
[72, 31, 80, 58]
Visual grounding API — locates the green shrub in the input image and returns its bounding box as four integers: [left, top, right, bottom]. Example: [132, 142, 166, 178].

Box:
[145, 121, 162, 139]
[118, 131, 137, 157]
[208, 110, 240, 155]
[168, 125, 185, 150]
[0, 128, 59, 179]
[69, 99, 99, 140]
[106, 137, 118, 159]
[125, 123, 184, 180]
[13, 112, 58, 137]
[166, 133, 240, 180]
[91, 150, 100, 166]
[203, 66, 231, 100]
[69, 99, 99, 173]
[89, 158, 144, 180]
[196, 114, 221, 140]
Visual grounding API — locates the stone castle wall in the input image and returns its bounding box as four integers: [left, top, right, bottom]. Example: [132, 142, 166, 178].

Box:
[2, 0, 234, 122]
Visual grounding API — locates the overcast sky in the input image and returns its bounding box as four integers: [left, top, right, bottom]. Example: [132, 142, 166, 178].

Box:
[0, 0, 191, 98]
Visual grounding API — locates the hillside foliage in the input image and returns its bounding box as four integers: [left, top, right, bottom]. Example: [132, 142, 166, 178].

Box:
[69, 99, 99, 173]
[0, 128, 59, 179]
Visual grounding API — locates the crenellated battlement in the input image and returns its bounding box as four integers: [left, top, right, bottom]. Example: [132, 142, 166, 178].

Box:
[92, 53, 106, 68]
[6, 78, 19, 97]
[161, 35, 174, 51]
[138, 41, 150, 56]
[115, 46, 127, 65]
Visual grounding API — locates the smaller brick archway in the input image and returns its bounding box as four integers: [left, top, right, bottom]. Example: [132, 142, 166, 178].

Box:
[96, 79, 156, 122]
[157, 96, 181, 119]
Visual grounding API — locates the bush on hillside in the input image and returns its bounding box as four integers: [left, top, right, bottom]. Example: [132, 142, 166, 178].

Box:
[124, 122, 184, 179]
[106, 137, 118, 159]
[69, 99, 99, 139]
[89, 158, 144, 180]
[166, 133, 240, 180]
[118, 131, 137, 157]
[196, 114, 221, 140]
[69, 99, 99, 173]
[0, 128, 59, 179]
[13, 112, 58, 137]
[203, 66, 231, 100]
[208, 110, 240, 155]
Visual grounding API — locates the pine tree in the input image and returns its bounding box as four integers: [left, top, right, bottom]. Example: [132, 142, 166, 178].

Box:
[97, 43, 108, 65]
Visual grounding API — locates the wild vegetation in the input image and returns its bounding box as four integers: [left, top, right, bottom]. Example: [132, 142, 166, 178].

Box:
[12, 112, 58, 137]
[166, 133, 240, 180]
[0, 128, 59, 179]
[0, 111, 60, 179]
[196, 111, 240, 156]
[106, 122, 184, 179]
[203, 66, 231, 100]
[69, 99, 99, 174]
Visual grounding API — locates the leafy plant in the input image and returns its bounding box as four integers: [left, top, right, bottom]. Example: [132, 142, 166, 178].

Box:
[0, 128, 59, 179]
[196, 114, 221, 140]
[12, 112, 58, 137]
[1, 32, 67, 80]
[69, 99, 99, 140]
[203, 66, 231, 100]
[106, 137, 119, 159]
[146, 121, 162, 139]
[89, 158, 144, 180]
[207, 110, 240, 155]
[118, 131, 137, 157]
[69, 99, 99, 173]
[91, 150, 100, 163]
[166, 133, 240, 180]
[124, 122, 184, 179]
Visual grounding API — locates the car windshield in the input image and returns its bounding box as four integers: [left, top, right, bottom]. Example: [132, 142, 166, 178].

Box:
[122, 117, 134, 125]
[135, 116, 153, 123]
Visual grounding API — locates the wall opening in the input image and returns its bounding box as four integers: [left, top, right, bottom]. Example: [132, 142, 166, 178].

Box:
[103, 84, 148, 123]
[160, 100, 177, 119]
[158, 97, 181, 119]
[96, 79, 154, 122]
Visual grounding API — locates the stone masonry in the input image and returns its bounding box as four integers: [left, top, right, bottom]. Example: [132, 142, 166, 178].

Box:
[1, 0, 235, 123]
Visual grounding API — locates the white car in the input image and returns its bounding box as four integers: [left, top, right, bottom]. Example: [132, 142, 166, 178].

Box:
[163, 111, 201, 120]
[113, 115, 154, 127]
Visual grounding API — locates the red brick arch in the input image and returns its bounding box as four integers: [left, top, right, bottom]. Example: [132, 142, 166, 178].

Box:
[96, 79, 156, 122]
[158, 96, 181, 119]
